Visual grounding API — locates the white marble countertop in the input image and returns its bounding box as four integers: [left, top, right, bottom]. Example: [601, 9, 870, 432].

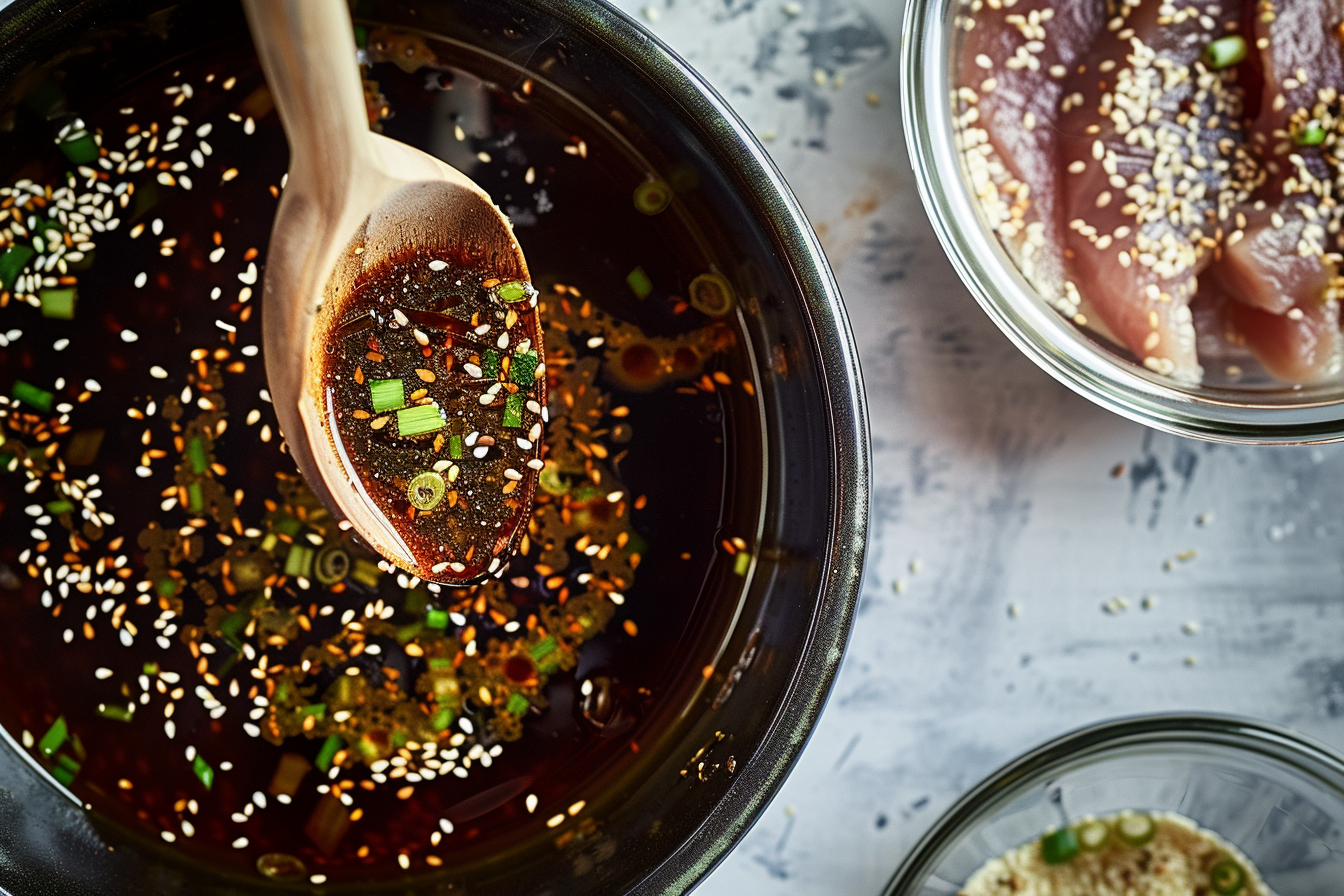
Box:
[610, 0, 1344, 893]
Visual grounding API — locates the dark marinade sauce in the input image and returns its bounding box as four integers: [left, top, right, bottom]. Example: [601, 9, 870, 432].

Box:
[0, 28, 755, 885]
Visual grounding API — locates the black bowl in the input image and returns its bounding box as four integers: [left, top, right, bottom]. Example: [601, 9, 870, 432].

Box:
[0, 1, 868, 894]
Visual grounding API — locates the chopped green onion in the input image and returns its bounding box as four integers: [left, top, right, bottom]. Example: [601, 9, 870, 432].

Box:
[186, 481, 204, 515]
[369, 377, 406, 413]
[217, 610, 248, 646]
[298, 703, 326, 719]
[1203, 35, 1247, 70]
[38, 716, 67, 757]
[633, 179, 672, 215]
[12, 380, 53, 413]
[38, 287, 76, 320]
[57, 130, 98, 164]
[1115, 811, 1156, 846]
[96, 703, 134, 722]
[482, 349, 501, 377]
[396, 622, 424, 643]
[56, 752, 81, 775]
[430, 706, 455, 731]
[404, 589, 429, 615]
[396, 403, 445, 437]
[0, 244, 34, 289]
[50, 762, 77, 787]
[506, 692, 530, 715]
[529, 636, 557, 661]
[313, 544, 350, 585]
[272, 515, 302, 537]
[64, 429, 103, 466]
[143, 662, 159, 676]
[509, 350, 539, 386]
[496, 280, 532, 303]
[626, 265, 653, 299]
[539, 463, 571, 496]
[1210, 858, 1247, 895]
[733, 551, 751, 575]
[351, 557, 382, 589]
[689, 272, 736, 316]
[425, 608, 449, 630]
[391, 730, 408, 749]
[1076, 819, 1110, 852]
[407, 471, 446, 510]
[192, 754, 215, 790]
[1040, 827, 1080, 865]
[503, 392, 525, 428]
[155, 578, 178, 598]
[186, 437, 209, 473]
[352, 24, 369, 48]
[1296, 124, 1328, 146]
[314, 734, 343, 773]
[428, 657, 452, 671]
[449, 434, 463, 459]
[45, 500, 74, 515]
[285, 543, 314, 578]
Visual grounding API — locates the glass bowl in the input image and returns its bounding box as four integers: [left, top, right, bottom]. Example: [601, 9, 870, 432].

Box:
[883, 714, 1344, 896]
[901, 0, 1344, 444]
[0, 1, 868, 894]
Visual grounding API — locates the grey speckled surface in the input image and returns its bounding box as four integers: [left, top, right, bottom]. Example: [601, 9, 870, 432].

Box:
[608, 0, 1344, 893]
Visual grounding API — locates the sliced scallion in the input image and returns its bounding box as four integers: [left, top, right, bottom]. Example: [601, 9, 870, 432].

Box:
[1297, 123, 1328, 146]
[425, 608, 449, 630]
[298, 703, 326, 719]
[396, 403, 445, 437]
[689, 272, 736, 317]
[12, 380, 53, 413]
[733, 551, 751, 576]
[509, 350, 539, 386]
[185, 437, 209, 474]
[506, 693, 530, 715]
[192, 754, 215, 790]
[1203, 35, 1247, 70]
[633, 179, 672, 215]
[407, 471, 446, 510]
[314, 734, 343, 773]
[285, 543, 314, 578]
[1076, 819, 1111, 852]
[186, 481, 204, 515]
[503, 392, 525, 428]
[496, 280, 532, 303]
[482, 349, 500, 377]
[430, 706, 455, 731]
[1210, 858, 1247, 895]
[57, 130, 98, 164]
[1115, 811, 1156, 846]
[38, 287, 76, 320]
[369, 377, 406, 413]
[96, 703, 134, 722]
[45, 500, 74, 515]
[0, 244, 34, 289]
[1040, 827, 1080, 865]
[351, 558, 382, 589]
[626, 265, 653, 299]
[38, 716, 67, 757]
[448, 433, 463, 459]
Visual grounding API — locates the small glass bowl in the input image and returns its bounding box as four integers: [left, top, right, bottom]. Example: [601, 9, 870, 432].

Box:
[901, 0, 1344, 444]
[882, 714, 1344, 896]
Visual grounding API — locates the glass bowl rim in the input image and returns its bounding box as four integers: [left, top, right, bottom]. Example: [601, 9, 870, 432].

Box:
[881, 712, 1344, 896]
[899, 0, 1344, 445]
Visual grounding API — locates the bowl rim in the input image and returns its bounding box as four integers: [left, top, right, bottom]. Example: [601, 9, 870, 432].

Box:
[881, 712, 1344, 896]
[554, 3, 872, 891]
[900, 0, 1344, 445]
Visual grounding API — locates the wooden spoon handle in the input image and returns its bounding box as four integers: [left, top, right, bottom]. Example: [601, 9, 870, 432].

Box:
[242, 0, 373, 191]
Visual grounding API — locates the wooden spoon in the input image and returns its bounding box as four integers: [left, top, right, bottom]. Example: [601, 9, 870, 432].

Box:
[242, 0, 542, 585]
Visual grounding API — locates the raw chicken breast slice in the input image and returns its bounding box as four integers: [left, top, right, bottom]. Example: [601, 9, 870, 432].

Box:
[955, 0, 1104, 307]
[1056, 0, 1256, 384]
